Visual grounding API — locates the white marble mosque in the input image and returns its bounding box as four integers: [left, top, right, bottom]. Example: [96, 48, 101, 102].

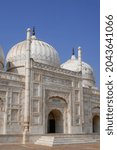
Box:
[0, 28, 100, 145]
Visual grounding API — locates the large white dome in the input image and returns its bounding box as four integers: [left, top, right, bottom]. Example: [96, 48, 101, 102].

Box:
[6, 35, 60, 74]
[61, 55, 95, 87]
[0, 46, 4, 70]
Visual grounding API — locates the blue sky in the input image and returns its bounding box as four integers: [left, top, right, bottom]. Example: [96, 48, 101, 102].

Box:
[0, 0, 100, 87]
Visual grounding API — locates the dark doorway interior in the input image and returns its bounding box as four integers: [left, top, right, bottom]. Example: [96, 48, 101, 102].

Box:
[93, 115, 100, 133]
[49, 119, 55, 133]
[48, 109, 63, 133]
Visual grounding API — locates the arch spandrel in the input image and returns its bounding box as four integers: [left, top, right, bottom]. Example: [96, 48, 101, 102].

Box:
[47, 97, 67, 108]
[45, 90, 69, 103]
[92, 106, 100, 117]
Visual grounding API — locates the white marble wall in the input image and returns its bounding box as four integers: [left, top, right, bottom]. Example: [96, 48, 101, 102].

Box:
[0, 63, 100, 136]
[83, 87, 100, 133]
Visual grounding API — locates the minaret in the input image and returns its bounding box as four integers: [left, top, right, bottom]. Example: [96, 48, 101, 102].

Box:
[78, 47, 82, 72]
[23, 28, 31, 144]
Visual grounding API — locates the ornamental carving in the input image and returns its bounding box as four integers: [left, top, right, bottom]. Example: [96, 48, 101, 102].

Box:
[47, 98, 67, 108]
[32, 61, 81, 77]
[46, 90, 69, 103]
[0, 98, 5, 112]
[92, 106, 100, 116]
[43, 75, 72, 87]
[0, 91, 6, 112]
[0, 72, 25, 82]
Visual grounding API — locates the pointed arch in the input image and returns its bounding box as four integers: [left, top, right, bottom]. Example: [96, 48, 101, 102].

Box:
[93, 115, 100, 133]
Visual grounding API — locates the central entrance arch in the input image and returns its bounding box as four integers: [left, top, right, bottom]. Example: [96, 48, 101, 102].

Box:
[48, 109, 63, 133]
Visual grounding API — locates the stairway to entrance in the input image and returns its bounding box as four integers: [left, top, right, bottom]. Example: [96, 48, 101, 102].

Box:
[34, 134, 100, 146]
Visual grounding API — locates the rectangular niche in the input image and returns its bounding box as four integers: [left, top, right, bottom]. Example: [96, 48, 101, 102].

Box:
[33, 73, 40, 82]
[12, 92, 19, 105]
[75, 90, 80, 102]
[33, 100, 39, 113]
[75, 81, 78, 88]
[0, 91, 6, 98]
[33, 83, 39, 96]
[33, 83, 41, 97]
[32, 116, 39, 125]
[76, 116, 80, 125]
[11, 109, 18, 122]
[75, 105, 80, 115]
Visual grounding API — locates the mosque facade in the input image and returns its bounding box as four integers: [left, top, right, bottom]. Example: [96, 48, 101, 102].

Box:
[0, 28, 100, 144]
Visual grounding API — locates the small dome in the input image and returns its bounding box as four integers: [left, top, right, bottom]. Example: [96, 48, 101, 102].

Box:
[61, 55, 95, 87]
[0, 46, 4, 70]
[6, 35, 60, 74]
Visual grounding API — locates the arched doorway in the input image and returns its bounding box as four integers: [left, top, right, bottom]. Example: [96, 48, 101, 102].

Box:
[93, 115, 100, 133]
[48, 109, 63, 133]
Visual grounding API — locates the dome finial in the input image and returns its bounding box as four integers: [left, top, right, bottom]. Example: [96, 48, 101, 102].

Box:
[72, 48, 75, 55]
[32, 26, 35, 36]
[71, 48, 76, 60]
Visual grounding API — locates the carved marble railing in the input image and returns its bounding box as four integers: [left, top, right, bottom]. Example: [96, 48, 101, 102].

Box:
[32, 61, 81, 77]
[0, 71, 25, 82]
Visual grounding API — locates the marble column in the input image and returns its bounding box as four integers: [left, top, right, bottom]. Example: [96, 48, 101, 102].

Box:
[23, 28, 31, 144]
[78, 47, 84, 131]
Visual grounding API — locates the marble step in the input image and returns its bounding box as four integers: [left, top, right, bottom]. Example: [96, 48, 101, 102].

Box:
[34, 135, 99, 146]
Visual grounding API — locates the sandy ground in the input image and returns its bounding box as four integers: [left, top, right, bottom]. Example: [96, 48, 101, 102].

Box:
[0, 142, 100, 150]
